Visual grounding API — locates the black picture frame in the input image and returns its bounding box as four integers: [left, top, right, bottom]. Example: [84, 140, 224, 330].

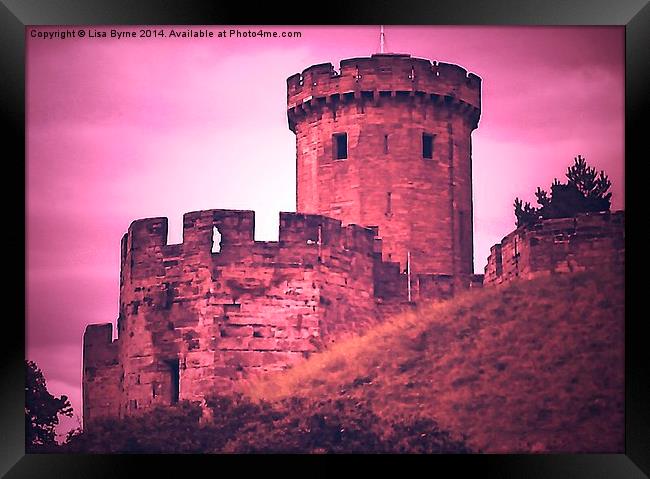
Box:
[3, 0, 646, 477]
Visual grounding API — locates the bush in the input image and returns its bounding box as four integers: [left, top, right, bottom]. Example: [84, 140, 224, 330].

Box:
[65, 394, 472, 454]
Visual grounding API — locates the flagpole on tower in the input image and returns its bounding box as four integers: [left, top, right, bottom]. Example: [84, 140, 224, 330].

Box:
[380, 25, 385, 54]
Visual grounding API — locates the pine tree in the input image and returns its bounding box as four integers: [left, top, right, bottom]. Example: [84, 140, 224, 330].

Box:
[514, 155, 612, 227]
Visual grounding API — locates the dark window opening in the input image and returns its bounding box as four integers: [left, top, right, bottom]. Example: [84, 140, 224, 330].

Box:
[422, 133, 434, 159]
[384, 134, 389, 154]
[163, 283, 173, 309]
[495, 249, 503, 277]
[333, 133, 347, 160]
[165, 359, 180, 404]
[386, 192, 392, 215]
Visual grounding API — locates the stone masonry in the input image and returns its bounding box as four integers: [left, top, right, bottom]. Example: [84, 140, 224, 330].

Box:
[484, 211, 625, 285]
[289, 54, 481, 278]
[83, 210, 483, 426]
[83, 53, 625, 429]
[83, 53, 484, 428]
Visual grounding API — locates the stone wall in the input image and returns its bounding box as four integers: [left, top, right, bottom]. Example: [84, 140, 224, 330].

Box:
[82, 324, 121, 428]
[116, 210, 382, 417]
[82, 53, 486, 427]
[288, 54, 481, 277]
[84, 209, 481, 426]
[484, 211, 625, 285]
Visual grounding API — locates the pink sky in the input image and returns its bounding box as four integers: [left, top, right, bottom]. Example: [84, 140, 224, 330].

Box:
[26, 25, 624, 436]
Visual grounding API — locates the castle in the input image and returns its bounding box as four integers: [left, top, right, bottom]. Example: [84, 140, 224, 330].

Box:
[82, 53, 483, 426]
[82, 53, 624, 428]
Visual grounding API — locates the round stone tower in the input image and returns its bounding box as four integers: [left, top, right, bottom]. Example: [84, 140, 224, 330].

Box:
[287, 53, 481, 277]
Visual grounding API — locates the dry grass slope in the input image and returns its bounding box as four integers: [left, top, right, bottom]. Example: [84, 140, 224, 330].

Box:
[244, 269, 624, 453]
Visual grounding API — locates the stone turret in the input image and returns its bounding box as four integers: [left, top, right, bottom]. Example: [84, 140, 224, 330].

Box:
[288, 53, 481, 280]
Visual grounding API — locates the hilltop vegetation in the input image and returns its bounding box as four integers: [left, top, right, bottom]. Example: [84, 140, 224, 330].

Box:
[65, 395, 470, 453]
[245, 269, 624, 453]
[514, 155, 612, 227]
[65, 269, 623, 453]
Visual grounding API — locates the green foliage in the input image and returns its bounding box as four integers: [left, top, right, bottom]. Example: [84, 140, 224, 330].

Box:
[513, 197, 539, 229]
[65, 402, 206, 453]
[25, 360, 73, 451]
[221, 396, 386, 453]
[64, 394, 471, 453]
[221, 395, 470, 453]
[514, 155, 612, 227]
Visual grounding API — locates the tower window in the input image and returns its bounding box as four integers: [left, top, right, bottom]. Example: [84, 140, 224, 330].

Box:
[333, 133, 347, 160]
[384, 134, 389, 154]
[422, 133, 434, 159]
[212, 226, 222, 253]
[165, 359, 180, 405]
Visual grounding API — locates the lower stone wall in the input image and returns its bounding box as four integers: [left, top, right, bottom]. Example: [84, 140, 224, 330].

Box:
[82, 324, 121, 429]
[83, 209, 487, 426]
[484, 211, 624, 285]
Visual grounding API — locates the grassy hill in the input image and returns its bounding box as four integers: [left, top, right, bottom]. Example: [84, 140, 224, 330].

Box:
[66, 268, 624, 453]
[244, 269, 624, 453]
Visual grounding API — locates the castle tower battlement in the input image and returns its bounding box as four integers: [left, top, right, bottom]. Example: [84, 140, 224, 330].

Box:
[288, 53, 482, 280]
[287, 54, 481, 132]
[121, 210, 379, 279]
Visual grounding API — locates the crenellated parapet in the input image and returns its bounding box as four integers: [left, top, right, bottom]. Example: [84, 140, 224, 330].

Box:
[287, 53, 481, 132]
[278, 212, 375, 254]
[121, 210, 379, 282]
[125, 209, 255, 254]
